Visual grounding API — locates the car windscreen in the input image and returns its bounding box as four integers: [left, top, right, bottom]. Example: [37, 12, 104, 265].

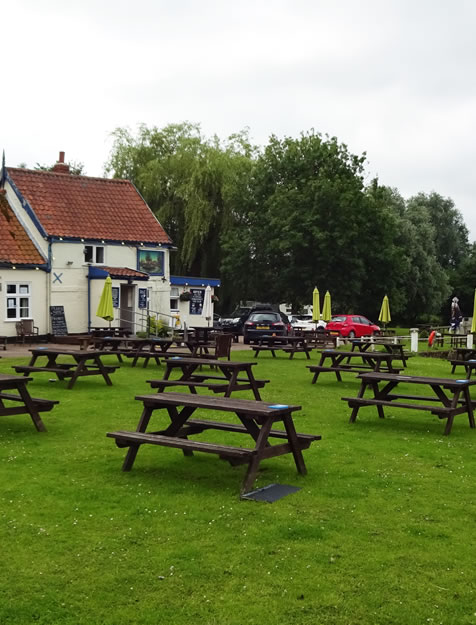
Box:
[330, 316, 347, 322]
[248, 313, 280, 322]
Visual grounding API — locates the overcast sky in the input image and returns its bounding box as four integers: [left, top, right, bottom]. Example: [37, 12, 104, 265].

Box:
[3, 0, 476, 238]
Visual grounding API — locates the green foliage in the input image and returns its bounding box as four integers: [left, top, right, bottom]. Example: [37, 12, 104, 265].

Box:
[147, 315, 170, 337]
[105, 123, 471, 324]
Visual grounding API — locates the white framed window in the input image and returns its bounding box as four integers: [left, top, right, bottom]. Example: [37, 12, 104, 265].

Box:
[170, 287, 179, 311]
[84, 245, 105, 264]
[6, 283, 31, 320]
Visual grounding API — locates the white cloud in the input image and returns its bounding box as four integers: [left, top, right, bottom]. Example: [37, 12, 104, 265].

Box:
[3, 0, 476, 237]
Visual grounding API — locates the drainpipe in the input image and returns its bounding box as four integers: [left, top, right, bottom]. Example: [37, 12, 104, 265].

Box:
[46, 241, 52, 335]
[87, 270, 91, 331]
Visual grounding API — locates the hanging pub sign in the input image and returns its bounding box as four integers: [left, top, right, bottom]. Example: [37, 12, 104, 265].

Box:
[138, 288, 148, 309]
[112, 287, 120, 309]
[189, 288, 205, 315]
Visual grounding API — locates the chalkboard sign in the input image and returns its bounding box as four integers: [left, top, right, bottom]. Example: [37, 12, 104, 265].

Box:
[112, 287, 120, 309]
[50, 305, 68, 335]
[138, 288, 148, 309]
[189, 288, 205, 315]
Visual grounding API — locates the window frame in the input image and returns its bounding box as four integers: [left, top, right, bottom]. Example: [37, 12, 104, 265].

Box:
[84, 244, 105, 264]
[170, 287, 179, 312]
[5, 282, 32, 321]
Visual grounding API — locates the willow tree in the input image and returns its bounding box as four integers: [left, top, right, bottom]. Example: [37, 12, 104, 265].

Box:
[105, 123, 255, 278]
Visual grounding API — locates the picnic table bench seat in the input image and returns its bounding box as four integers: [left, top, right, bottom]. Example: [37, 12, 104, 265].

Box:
[342, 396, 460, 417]
[308, 363, 403, 383]
[0, 392, 58, 412]
[147, 377, 270, 394]
[14, 363, 119, 377]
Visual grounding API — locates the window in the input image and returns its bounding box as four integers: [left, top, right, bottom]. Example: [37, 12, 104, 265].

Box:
[170, 287, 179, 311]
[84, 245, 104, 264]
[6, 283, 31, 320]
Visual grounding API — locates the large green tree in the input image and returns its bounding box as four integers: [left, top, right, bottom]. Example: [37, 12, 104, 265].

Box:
[105, 123, 255, 278]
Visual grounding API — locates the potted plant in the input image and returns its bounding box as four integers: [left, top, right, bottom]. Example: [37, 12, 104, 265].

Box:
[179, 291, 191, 302]
[211, 294, 219, 303]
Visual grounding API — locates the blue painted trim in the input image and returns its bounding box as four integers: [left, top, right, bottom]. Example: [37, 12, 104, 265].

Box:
[170, 275, 221, 287]
[0, 263, 48, 270]
[49, 236, 174, 247]
[6, 171, 48, 238]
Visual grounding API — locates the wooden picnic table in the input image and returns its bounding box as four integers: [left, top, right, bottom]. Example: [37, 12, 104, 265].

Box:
[308, 349, 402, 383]
[91, 336, 174, 366]
[107, 392, 321, 495]
[13, 348, 119, 389]
[251, 335, 314, 359]
[342, 371, 476, 435]
[148, 357, 268, 399]
[90, 327, 132, 338]
[449, 348, 476, 373]
[0, 373, 59, 431]
[350, 339, 409, 366]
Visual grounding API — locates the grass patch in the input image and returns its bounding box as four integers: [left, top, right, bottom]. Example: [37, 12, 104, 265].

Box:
[1, 351, 476, 624]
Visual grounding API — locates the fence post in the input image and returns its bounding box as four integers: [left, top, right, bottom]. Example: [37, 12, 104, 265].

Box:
[410, 328, 419, 353]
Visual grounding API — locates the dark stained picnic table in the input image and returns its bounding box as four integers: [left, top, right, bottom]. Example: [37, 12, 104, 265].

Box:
[0, 372, 58, 431]
[308, 349, 403, 383]
[148, 357, 268, 399]
[13, 348, 119, 389]
[350, 339, 409, 366]
[91, 336, 175, 366]
[251, 335, 314, 359]
[342, 371, 476, 435]
[107, 392, 321, 495]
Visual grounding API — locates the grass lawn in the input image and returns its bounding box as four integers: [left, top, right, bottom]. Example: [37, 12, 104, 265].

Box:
[1, 349, 475, 625]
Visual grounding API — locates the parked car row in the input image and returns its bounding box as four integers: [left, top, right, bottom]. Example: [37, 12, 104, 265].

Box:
[216, 307, 380, 341]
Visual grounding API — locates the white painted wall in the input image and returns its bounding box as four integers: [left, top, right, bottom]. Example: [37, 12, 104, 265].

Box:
[0, 269, 49, 337]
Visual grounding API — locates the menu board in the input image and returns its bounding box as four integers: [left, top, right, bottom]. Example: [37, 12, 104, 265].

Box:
[189, 289, 204, 315]
[112, 287, 119, 309]
[50, 305, 68, 335]
[138, 288, 148, 309]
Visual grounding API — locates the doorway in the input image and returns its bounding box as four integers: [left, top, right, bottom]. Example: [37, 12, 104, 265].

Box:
[120, 284, 135, 332]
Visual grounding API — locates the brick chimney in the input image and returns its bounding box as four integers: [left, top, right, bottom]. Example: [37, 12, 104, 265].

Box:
[52, 151, 70, 174]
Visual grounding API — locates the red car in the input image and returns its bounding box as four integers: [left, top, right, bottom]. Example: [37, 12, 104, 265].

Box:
[326, 315, 380, 338]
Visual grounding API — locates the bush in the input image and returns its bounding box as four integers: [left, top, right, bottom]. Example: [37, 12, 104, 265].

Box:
[147, 315, 171, 337]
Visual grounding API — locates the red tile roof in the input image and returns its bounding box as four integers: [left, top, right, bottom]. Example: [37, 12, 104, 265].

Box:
[102, 266, 149, 279]
[7, 168, 172, 245]
[0, 192, 46, 265]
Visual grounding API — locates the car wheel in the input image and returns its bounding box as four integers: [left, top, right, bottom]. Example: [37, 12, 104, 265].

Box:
[348, 330, 356, 339]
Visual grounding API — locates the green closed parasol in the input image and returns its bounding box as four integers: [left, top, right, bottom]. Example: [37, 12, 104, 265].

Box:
[96, 276, 114, 322]
[322, 291, 332, 322]
[312, 287, 320, 323]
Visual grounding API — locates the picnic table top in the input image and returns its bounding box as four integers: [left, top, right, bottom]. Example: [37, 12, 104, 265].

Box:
[0, 372, 33, 384]
[29, 347, 114, 357]
[164, 357, 257, 368]
[357, 371, 476, 387]
[319, 349, 400, 358]
[135, 392, 300, 416]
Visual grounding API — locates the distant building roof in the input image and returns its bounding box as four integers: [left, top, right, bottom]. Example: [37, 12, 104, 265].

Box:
[88, 265, 149, 280]
[6, 166, 172, 245]
[0, 191, 46, 265]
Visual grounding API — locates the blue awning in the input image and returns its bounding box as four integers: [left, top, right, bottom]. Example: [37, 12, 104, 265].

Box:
[170, 275, 221, 287]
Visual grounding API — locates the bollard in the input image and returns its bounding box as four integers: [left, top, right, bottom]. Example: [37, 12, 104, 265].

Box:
[410, 328, 419, 353]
